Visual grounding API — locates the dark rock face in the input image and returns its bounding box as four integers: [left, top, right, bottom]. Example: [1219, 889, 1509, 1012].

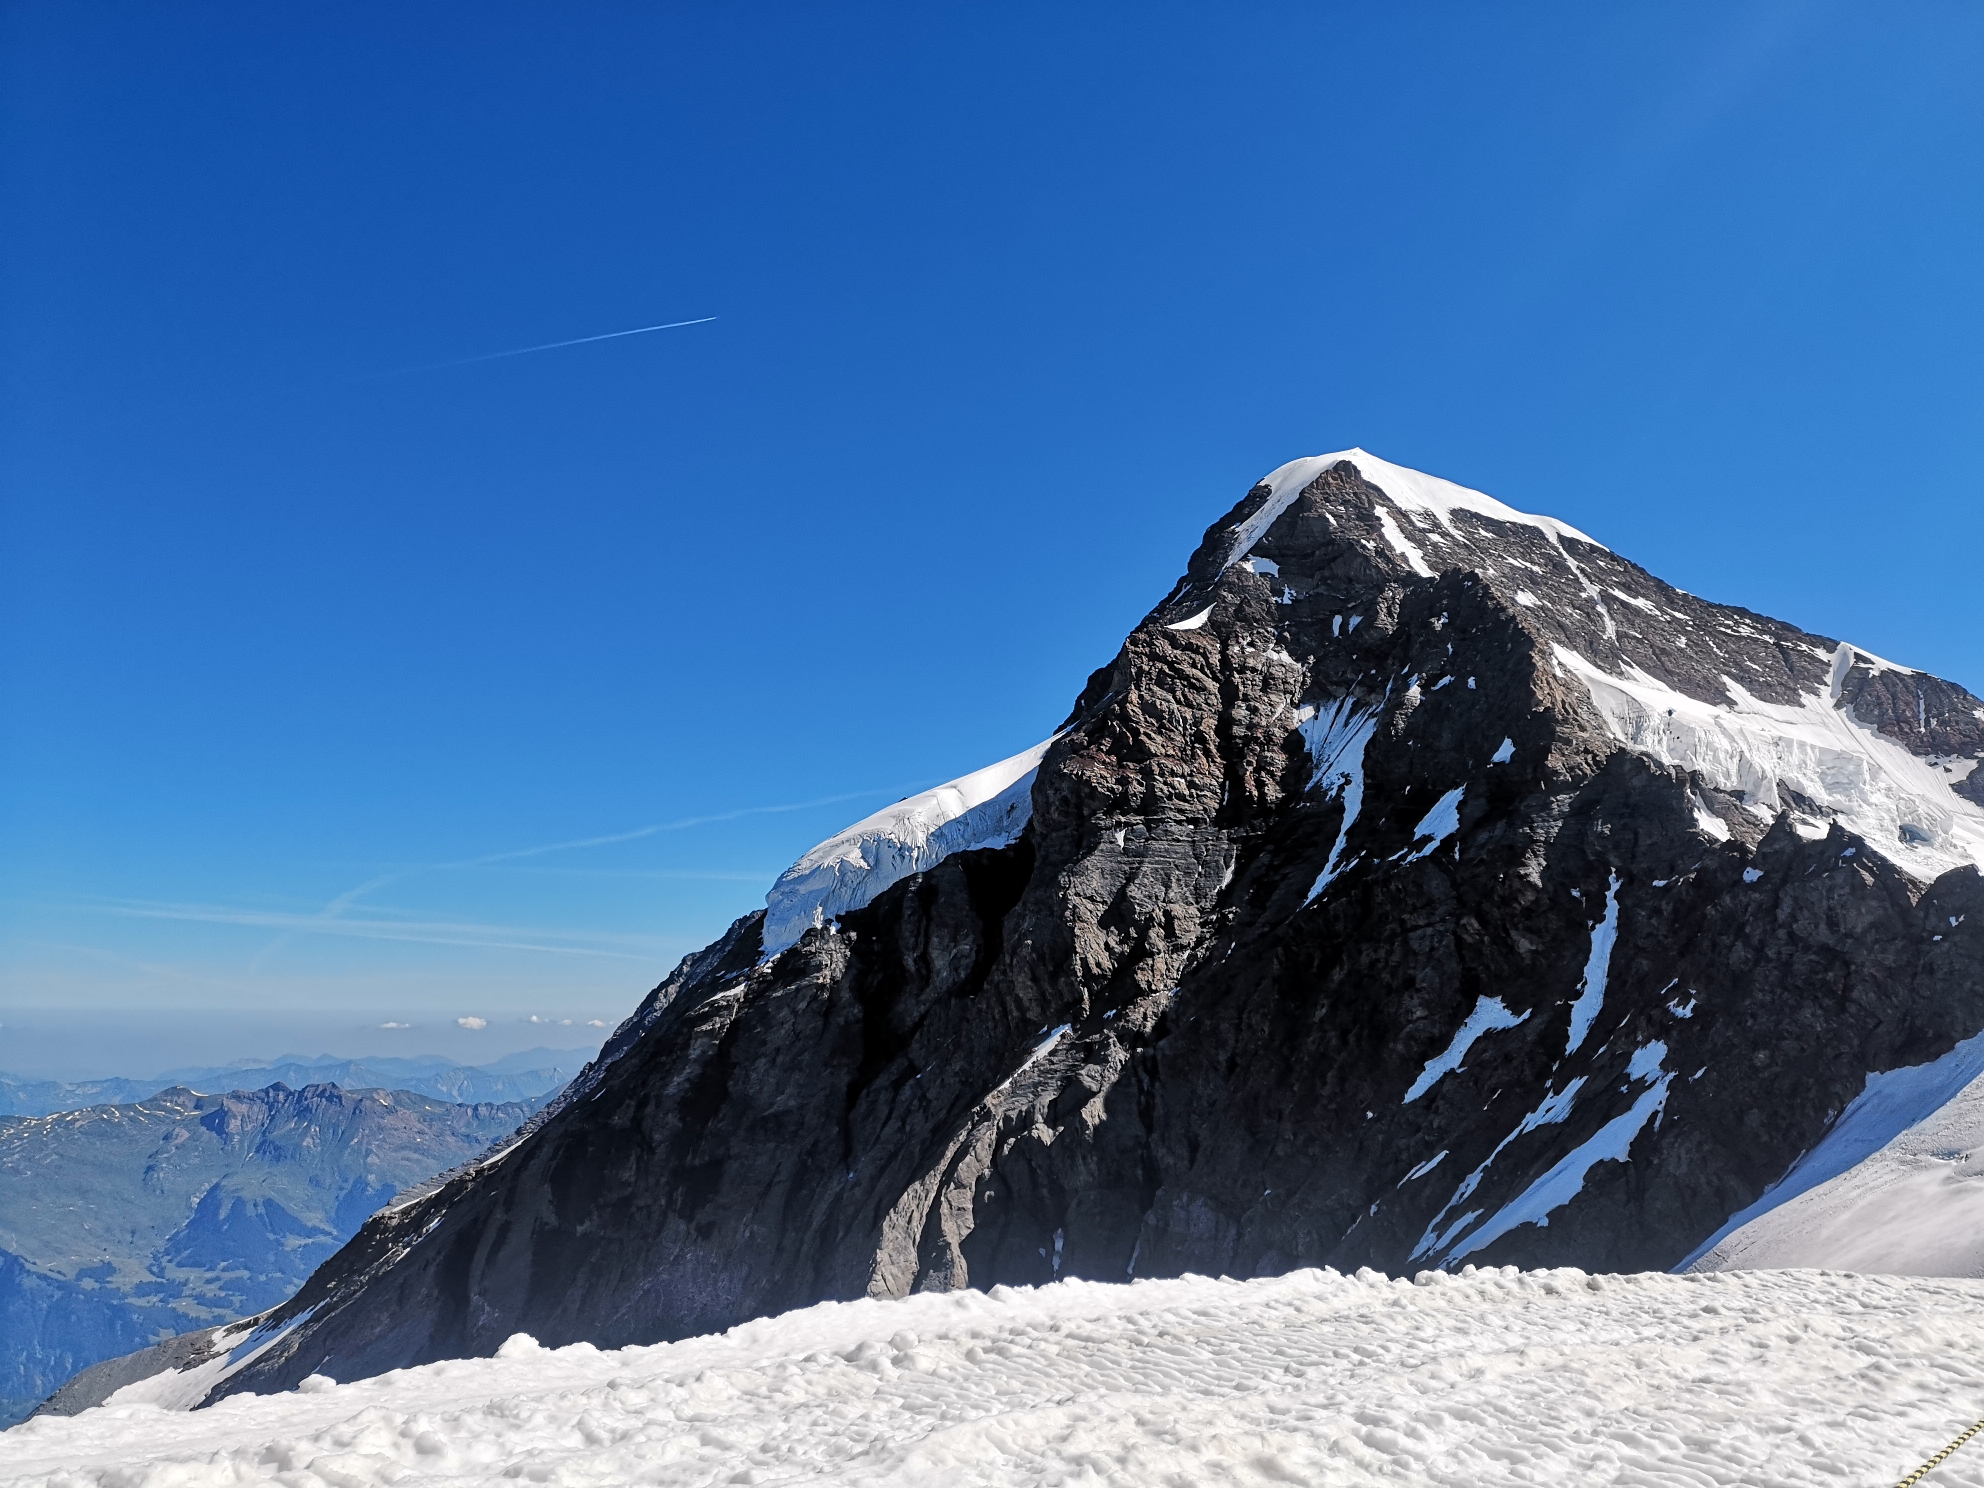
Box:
[192, 453, 1984, 1403]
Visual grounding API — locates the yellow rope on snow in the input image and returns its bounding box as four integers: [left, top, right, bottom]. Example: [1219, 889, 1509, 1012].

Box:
[1896, 1417, 1984, 1487]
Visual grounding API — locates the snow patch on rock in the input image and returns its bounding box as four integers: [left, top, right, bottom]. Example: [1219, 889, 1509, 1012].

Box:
[1565, 873, 1621, 1056]
[1300, 702, 1380, 903]
[100, 1309, 316, 1416]
[1374, 505, 1435, 578]
[1691, 797, 1732, 841]
[1404, 995, 1527, 1103]
[1405, 787, 1465, 862]
[1446, 1044, 1673, 1264]
[1413, 1081, 1588, 1261]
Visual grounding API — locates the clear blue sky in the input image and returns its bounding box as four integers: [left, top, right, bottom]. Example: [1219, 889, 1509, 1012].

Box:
[4, 4, 1982, 1078]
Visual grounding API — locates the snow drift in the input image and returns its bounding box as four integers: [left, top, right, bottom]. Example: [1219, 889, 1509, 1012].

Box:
[8, 1267, 1984, 1487]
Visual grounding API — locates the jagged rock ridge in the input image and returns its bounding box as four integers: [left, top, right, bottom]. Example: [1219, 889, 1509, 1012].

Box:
[0, 1051, 581, 1120]
[71, 449, 1984, 1409]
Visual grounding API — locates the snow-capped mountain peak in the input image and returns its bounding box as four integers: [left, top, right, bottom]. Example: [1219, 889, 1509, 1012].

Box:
[1227, 448, 1606, 570]
[53, 447, 1984, 1419]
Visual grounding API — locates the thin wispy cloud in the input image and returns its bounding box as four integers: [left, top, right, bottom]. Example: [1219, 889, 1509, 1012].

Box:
[448, 787, 902, 869]
[246, 868, 399, 974]
[101, 899, 663, 960]
[318, 873, 399, 919]
[11, 938, 651, 1021]
[124, 782, 919, 977]
[165, 314, 721, 420]
[284, 784, 918, 944]
[30, 941, 230, 986]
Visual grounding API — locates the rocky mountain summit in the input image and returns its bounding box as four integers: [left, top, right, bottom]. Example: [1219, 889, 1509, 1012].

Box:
[59, 449, 1984, 1412]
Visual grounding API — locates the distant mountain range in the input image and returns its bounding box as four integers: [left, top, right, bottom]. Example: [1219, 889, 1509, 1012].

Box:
[0, 1081, 541, 1426]
[0, 1048, 585, 1117]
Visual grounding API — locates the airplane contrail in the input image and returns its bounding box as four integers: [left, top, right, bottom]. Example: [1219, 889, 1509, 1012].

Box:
[356, 316, 718, 382]
[447, 787, 897, 869]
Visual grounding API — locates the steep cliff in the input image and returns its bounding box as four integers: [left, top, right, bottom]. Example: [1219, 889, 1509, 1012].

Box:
[78, 450, 1984, 1409]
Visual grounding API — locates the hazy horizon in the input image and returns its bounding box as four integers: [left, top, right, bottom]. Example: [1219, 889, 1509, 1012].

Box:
[0, 1004, 610, 1084]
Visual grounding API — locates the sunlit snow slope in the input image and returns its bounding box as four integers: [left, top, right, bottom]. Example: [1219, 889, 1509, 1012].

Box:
[1688, 1030, 1984, 1276]
[8, 1268, 1984, 1487]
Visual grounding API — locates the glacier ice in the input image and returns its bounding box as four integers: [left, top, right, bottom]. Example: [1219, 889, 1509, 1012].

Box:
[762, 737, 1057, 957]
[1554, 643, 1984, 883]
[1682, 1028, 1984, 1273]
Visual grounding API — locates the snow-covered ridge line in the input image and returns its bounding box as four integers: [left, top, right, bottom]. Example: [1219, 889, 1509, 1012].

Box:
[1227, 448, 1604, 568]
[1553, 643, 1984, 882]
[761, 737, 1057, 957]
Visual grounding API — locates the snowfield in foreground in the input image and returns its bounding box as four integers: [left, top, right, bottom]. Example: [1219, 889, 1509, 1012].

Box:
[8, 1268, 1984, 1487]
